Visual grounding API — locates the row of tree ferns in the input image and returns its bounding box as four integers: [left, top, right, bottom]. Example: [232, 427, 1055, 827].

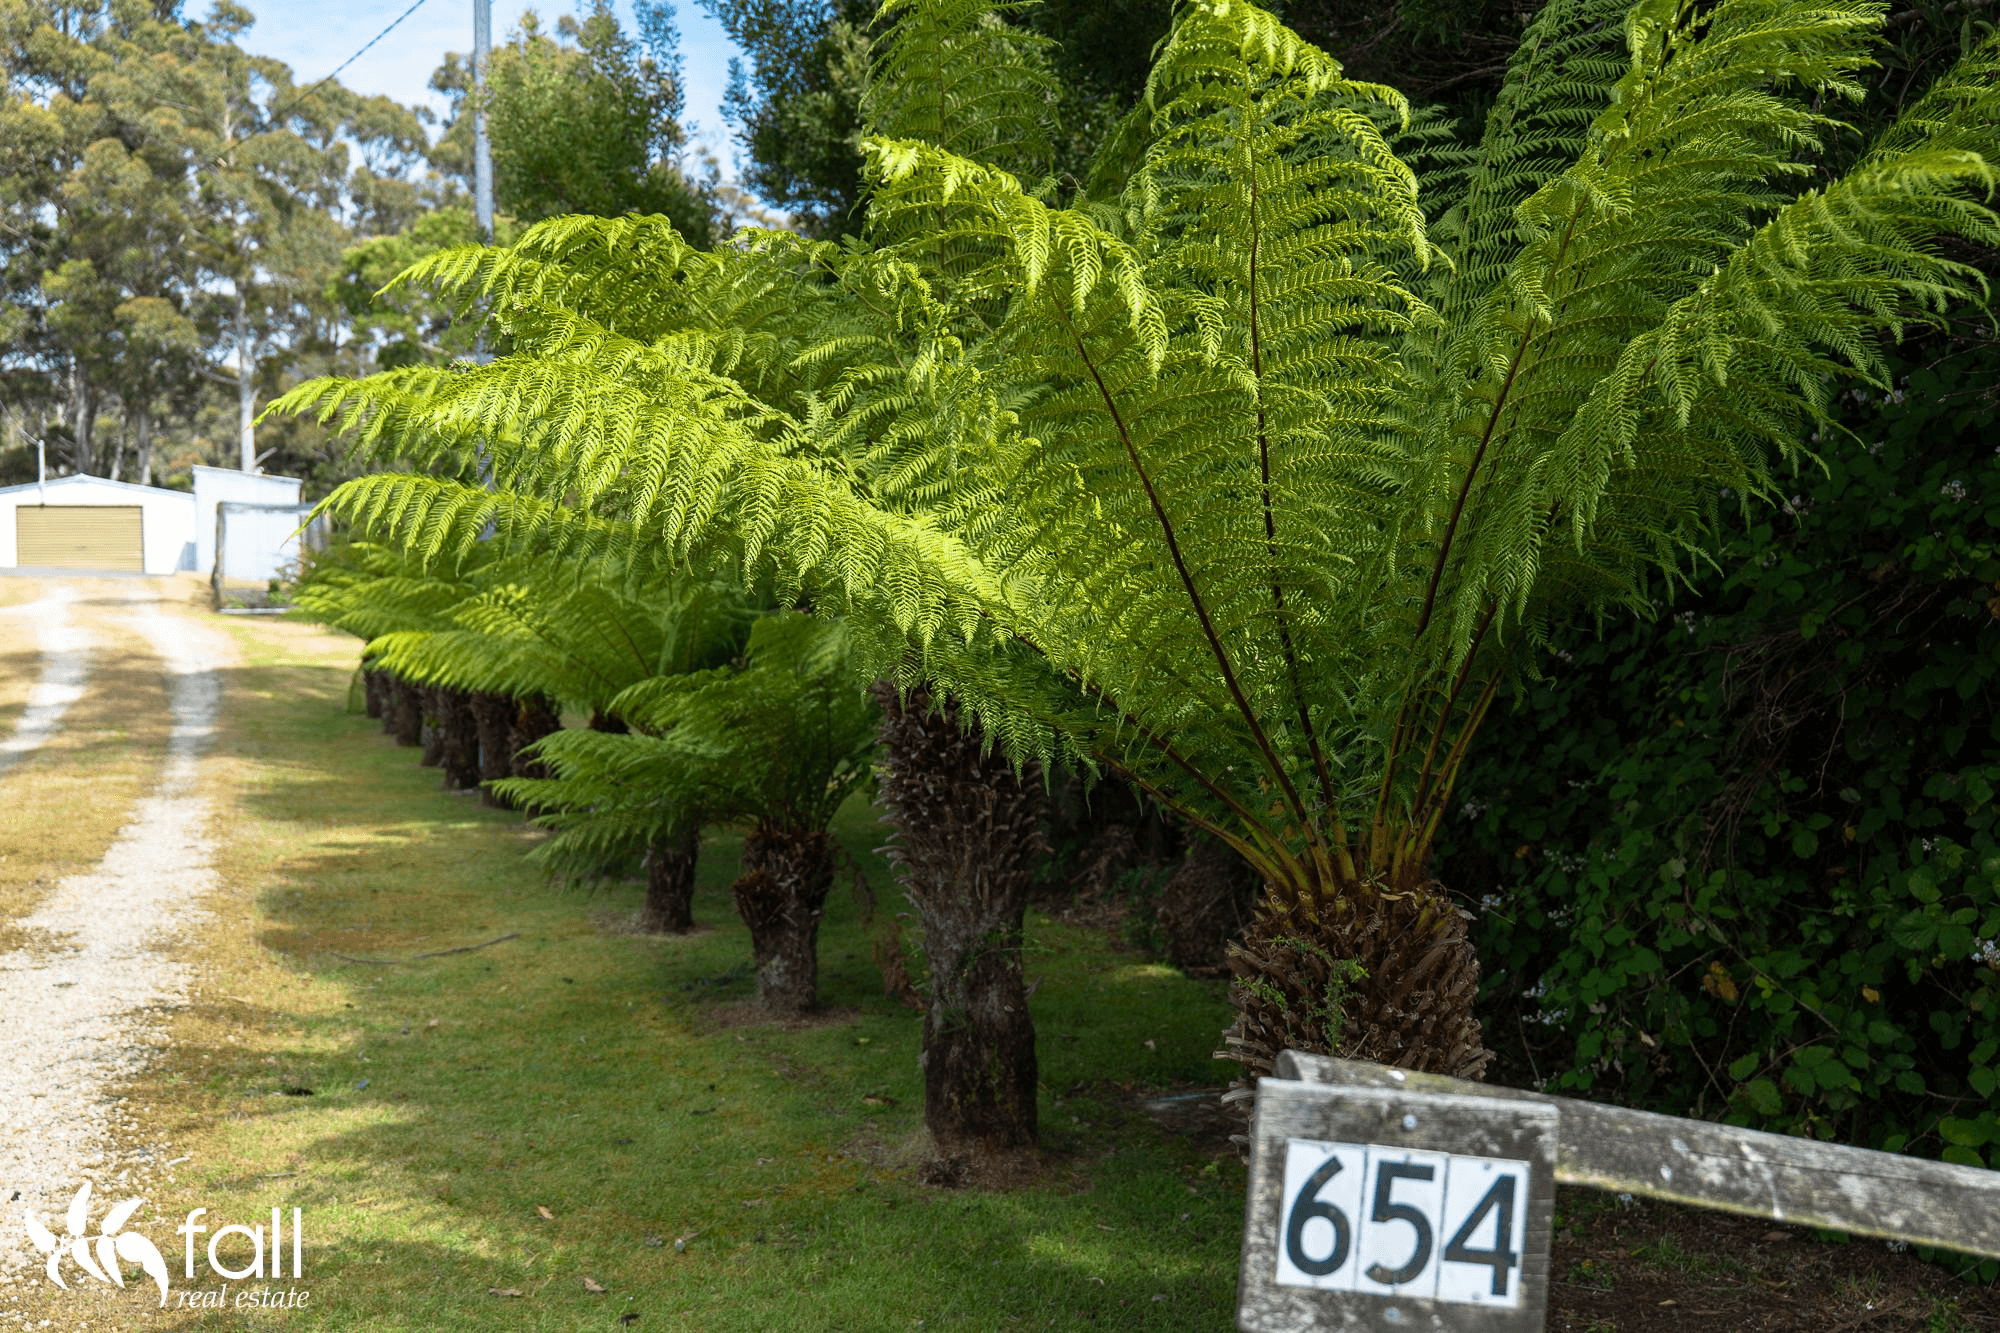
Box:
[298, 542, 881, 1012]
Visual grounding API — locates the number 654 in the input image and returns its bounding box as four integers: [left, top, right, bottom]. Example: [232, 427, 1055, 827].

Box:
[1275, 1142, 1527, 1306]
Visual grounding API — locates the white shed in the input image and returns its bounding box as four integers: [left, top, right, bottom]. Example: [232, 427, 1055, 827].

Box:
[0, 474, 198, 574]
[192, 466, 303, 576]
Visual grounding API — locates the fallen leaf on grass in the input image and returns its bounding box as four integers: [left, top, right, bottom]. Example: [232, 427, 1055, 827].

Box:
[583, 1277, 608, 1293]
[1759, 1230, 1789, 1242]
[643, 1234, 664, 1248]
[488, 1288, 524, 1299]
[535, 1205, 555, 1221]
[861, 1093, 897, 1107]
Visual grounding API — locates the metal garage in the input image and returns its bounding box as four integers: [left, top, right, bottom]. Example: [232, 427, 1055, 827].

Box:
[0, 474, 198, 574]
[14, 505, 144, 571]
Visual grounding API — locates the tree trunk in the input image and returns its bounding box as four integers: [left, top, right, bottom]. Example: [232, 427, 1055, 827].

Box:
[67, 361, 96, 476]
[639, 827, 700, 933]
[508, 695, 561, 779]
[730, 824, 833, 1014]
[436, 687, 481, 789]
[470, 692, 515, 806]
[418, 686, 446, 768]
[873, 684, 1046, 1155]
[1157, 834, 1260, 972]
[135, 406, 153, 487]
[235, 289, 258, 473]
[391, 676, 424, 746]
[362, 666, 387, 720]
[1219, 879, 1491, 1097]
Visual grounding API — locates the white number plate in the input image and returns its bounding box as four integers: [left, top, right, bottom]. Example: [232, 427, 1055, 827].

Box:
[1275, 1139, 1532, 1307]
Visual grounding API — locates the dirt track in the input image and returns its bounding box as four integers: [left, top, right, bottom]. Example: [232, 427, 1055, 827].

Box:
[0, 577, 233, 1282]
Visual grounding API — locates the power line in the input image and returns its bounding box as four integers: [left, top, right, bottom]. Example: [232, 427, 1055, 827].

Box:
[205, 0, 436, 174]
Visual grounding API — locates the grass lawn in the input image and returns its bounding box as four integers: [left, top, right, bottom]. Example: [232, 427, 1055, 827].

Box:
[59, 613, 1248, 1331]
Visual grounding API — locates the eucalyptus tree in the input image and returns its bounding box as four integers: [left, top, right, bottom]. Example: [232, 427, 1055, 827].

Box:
[0, 0, 427, 476]
[428, 0, 715, 241]
[283, 0, 2000, 1134]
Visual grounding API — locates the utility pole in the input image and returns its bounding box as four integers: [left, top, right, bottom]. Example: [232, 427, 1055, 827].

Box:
[473, 0, 494, 244]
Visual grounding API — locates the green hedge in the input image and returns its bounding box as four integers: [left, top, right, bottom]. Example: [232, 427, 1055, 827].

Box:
[1446, 342, 2000, 1188]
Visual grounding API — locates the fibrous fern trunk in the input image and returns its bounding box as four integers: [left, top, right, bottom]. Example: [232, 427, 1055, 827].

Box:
[390, 677, 424, 747]
[417, 686, 446, 767]
[470, 692, 515, 807]
[873, 685, 1045, 1154]
[732, 824, 833, 1014]
[1157, 835, 1258, 972]
[508, 696, 561, 780]
[362, 666, 387, 721]
[639, 827, 700, 934]
[1218, 877, 1489, 1104]
[436, 687, 481, 790]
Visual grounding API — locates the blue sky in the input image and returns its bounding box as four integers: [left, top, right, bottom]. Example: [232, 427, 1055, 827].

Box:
[237, 0, 749, 176]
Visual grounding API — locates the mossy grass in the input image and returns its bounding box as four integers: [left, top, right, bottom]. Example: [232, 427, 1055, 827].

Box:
[46, 612, 1247, 1330]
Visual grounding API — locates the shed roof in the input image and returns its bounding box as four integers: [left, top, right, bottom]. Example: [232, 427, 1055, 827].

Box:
[0, 473, 195, 501]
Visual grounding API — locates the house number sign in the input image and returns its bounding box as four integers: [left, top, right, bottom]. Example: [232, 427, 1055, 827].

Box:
[1237, 1079, 1558, 1331]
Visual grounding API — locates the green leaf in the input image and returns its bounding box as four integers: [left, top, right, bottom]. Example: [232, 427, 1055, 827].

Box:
[1727, 1052, 1761, 1081]
[1938, 1116, 1989, 1147]
[1740, 1078, 1783, 1116]
[1909, 867, 1940, 904]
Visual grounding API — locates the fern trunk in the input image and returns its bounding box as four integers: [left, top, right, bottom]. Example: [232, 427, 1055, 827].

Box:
[508, 695, 561, 780]
[1218, 876, 1490, 1101]
[639, 827, 700, 934]
[1157, 835, 1258, 972]
[417, 687, 446, 767]
[437, 687, 481, 789]
[873, 685, 1045, 1154]
[390, 676, 424, 747]
[362, 666, 387, 720]
[731, 824, 833, 1014]
[470, 692, 515, 807]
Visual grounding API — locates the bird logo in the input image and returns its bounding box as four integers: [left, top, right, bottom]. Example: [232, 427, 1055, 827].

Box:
[20, 1181, 172, 1307]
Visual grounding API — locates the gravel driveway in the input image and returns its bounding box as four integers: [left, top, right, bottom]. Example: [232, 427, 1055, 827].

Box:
[0, 579, 230, 1279]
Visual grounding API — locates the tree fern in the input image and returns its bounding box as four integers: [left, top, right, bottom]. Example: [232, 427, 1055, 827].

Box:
[278, 0, 2000, 1093]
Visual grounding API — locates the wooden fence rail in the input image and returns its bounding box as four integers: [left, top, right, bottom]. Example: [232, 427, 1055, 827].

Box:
[1273, 1051, 2000, 1261]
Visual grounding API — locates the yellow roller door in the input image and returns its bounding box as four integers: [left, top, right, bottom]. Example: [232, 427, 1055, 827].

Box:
[16, 506, 144, 571]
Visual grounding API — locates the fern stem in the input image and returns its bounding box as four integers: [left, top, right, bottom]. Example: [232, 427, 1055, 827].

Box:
[1246, 150, 1338, 837]
[1059, 319, 1317, 844]
[1406, 600, 1500, 830]
[1412, 201, 1586, 646]
[1066, 671, 1275, 844]
[1405, 669, 1506, 868]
